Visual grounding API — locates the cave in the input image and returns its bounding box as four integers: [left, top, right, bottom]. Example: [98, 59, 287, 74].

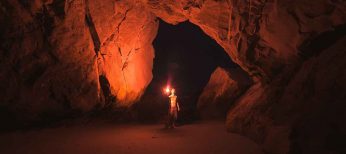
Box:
[1, 0, 346, 154]
[136, 20, 250, 123]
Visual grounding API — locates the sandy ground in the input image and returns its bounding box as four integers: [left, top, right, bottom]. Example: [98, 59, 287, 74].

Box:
[0, 121, 264, 154]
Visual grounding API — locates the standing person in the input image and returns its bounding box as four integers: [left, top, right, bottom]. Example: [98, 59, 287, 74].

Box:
[166, 88, 180, 129]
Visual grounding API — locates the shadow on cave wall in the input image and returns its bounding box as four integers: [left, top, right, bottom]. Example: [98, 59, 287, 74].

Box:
[134, 20, 247, 123]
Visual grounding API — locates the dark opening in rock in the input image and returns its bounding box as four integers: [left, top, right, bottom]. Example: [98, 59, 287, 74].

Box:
[135, 20, 251, 123]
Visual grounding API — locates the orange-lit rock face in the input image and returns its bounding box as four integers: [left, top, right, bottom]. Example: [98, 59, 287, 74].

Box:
[146, 0, 346, 82]
[87, 0, 158, 106]
[0, 0, 158, 124]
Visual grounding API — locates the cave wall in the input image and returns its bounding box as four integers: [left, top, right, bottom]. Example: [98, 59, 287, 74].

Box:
[0, 0, 158, 126]
[88, 0, 158, 106]
[1, 0, 346, 153]
[273, 36, 346, 154]
[144, 0, 346, 153]
[197, 67, 251, 119]
[146, 0, 345, 82]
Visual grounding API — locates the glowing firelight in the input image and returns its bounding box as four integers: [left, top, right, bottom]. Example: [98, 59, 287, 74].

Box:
[164, 86, 171, 94]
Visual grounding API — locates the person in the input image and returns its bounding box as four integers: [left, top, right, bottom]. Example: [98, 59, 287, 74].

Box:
[166, 88, 180, 129]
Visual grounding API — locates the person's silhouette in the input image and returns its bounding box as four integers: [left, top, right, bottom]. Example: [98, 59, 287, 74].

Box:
[165, 88, 180, 129]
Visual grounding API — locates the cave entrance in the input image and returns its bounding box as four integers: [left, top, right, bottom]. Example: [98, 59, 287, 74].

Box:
[136, 20, 245, 123]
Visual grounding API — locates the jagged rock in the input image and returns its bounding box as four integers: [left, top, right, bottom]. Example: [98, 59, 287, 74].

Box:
[197, 67, 251, 119]
[0, 0, 158, 127]
[88, 0, 158, 106]
[145, 0, 346, 153]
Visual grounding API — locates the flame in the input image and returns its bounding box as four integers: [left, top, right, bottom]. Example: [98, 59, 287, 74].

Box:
[164, 86, 170, 94]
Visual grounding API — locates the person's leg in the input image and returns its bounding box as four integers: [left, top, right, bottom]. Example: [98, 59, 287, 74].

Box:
[168, 114, 173, 128]
[168, 110, 174, 128]
[172, 109, 177, 127]
[165, 112, 170, 129]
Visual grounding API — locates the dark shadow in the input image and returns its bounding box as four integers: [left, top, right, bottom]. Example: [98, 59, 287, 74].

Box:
[299, 24, 346, 60]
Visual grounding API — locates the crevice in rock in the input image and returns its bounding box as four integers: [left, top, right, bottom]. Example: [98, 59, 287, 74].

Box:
[101, 33, 115, 50]
[100, 7, 131, 53]
[116, 8, 132, 34]
[23, 64, 47, 86]
[85, 0, 101, 55]
[99, 75, 116, 107]
[118, 47, 122, 56]
[238, 0, 269, 82]
[118, 20, 142, 93]
[286, 9, 310, 35]
[17, 0, 31, 11]
[299, 24, 346, 60]
[37, 5, 59, 63]
[114, 8, 133, 94]
[48, 0, 66, 19]
[226, 0, 233, 43]
[121, 49, 132, 71]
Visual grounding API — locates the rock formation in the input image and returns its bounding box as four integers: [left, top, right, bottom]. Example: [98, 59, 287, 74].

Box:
[0, 0, 158, 126]
[1, 0, 346, 153]
[197, 67, 251, 119]
[145, 0, 346, 153]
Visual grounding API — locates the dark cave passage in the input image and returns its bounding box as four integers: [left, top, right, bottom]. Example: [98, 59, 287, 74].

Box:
[136, 20, 244, 122]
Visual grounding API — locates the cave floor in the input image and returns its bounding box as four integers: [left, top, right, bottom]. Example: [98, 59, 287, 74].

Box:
[0, 121, 263, 154]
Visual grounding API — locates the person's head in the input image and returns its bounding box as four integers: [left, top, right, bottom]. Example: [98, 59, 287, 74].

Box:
[171, 88, 175, 95]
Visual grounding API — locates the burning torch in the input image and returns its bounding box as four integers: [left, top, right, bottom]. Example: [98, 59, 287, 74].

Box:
[164, 86, 171, 95]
